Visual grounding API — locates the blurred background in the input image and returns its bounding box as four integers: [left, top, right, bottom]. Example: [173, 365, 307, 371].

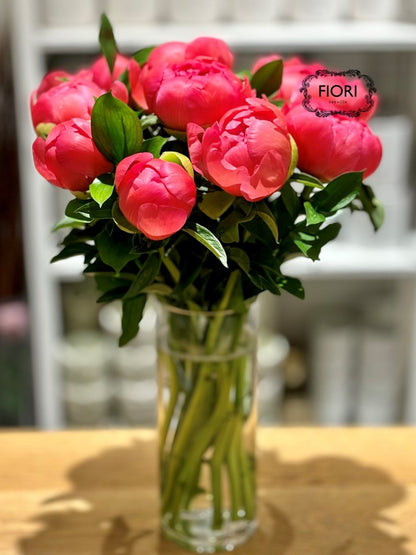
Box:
[2, 0, 416, 429]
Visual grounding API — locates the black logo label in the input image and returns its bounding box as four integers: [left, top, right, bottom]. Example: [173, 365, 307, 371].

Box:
[299, 69, 377, 118]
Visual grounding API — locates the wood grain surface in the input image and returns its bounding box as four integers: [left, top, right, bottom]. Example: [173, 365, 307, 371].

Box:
[0, 427, 415, 554]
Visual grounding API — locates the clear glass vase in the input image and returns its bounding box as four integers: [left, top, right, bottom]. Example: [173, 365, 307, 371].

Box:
[157, 302, 258, 553]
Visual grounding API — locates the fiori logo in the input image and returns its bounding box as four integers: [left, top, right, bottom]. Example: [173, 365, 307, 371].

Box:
[318, 84, 358, 97]
[300, 69, 377, 118]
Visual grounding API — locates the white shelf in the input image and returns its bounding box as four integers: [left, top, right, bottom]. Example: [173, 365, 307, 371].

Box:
[284, 240, 416, 279]
[34, 21, 416, 54]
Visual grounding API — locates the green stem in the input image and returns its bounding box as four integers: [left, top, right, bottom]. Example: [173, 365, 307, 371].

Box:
[210, 411, 234, 529]
[161, 362, 215, 513]
[158, 352, 179, 460]
[238, 431, 255, 521]
[225, 415, 244, 520]
[205, 270, 240, 353]
[159, 248, 180, 284]
[167, 362, 232, 526]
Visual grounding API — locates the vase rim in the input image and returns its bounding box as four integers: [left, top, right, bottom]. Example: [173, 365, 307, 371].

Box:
[158, 301, 253, 318]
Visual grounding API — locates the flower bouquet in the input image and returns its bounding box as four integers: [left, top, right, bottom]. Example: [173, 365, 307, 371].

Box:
[30, 15, 383, 553]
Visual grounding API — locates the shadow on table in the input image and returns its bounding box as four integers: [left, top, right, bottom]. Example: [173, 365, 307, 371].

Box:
[18, 436, 410, 555]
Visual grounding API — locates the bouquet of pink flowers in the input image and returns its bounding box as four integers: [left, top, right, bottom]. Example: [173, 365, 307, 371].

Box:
[31, 16, 382, 346]
[30, 15, 383, 551]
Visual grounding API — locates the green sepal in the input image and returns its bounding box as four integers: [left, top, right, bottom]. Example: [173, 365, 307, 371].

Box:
[112, 201, 139, 234]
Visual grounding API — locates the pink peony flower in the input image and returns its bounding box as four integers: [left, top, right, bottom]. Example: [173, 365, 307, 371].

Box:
[31, 78, 106, 129]
[133, 37, 235, 113]
[143, 59, 252, 131]
[187, 97, 293, 201]
[89, 53, 131, 90]
[128, 59, 148, 110]
[284, 104, 382, 181]
[145, 37, 233, 70]
[114, 153, 196, 240]
[35, 70, 73, 96]
[32, 118, 113, 191]
[184, 37, 234, 67]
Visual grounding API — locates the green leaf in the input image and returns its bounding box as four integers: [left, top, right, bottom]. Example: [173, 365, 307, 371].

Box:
[294, 239, 312, 257]
[91, 92, 143, 164]
[124, 253, 161, 299]
[357, 184, 384, 231]
[140, 114, 159, 129]
[99, 14, 118, 74]
[304, 201, 326, 225]
[217, 205, 255, 243]
[65, 198, 94, 223]
[312, 171, 363, 214]
[95, 224, 138, 273]
[292, 172, 324, 189]
[119, 294, 147, 346]
[228, 247, 251, 274]
[142, 136, 169, 157]
[89, 181, 114, 208]
[183, 224, 228, 268]
[278, 275, 305, 299]
[268, 98, 285, 109]
[133, 46, 155, 66]
[250, 59, 283, 97]
[255, 202, 279, 242]
[141, 283, 172, 296]
[281, 183, 300, 220]
[236, 70, 252, 80]
[198, 191, 235, 220]
[51, 242, 96, 264]
[52, 216, 86, 231]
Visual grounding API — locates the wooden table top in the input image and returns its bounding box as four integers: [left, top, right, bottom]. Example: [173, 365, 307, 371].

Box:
[0, 427, 415, 555]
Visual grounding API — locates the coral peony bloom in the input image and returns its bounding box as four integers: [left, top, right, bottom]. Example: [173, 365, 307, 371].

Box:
[32, 118, 113, 191]
[35, 70, 74, 96]
[31, 78, 105, 129]
[115, 153, 196, 240]
[187, 97, 293, 201]
[128, 59, 148, 110]
[145, 37, 233, 70]
[89, 53, 130, 90]
[184, 37, 234, 67]
[285, 104, 382, 181]
[133, 37, 234, 113]
[143, 59, 252, 131]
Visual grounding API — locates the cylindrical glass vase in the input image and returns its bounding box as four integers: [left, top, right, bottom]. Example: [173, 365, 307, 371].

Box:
[157, 303, 258, 552]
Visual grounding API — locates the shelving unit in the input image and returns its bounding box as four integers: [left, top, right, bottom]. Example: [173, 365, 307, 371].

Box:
[10, 0, 416, 428]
